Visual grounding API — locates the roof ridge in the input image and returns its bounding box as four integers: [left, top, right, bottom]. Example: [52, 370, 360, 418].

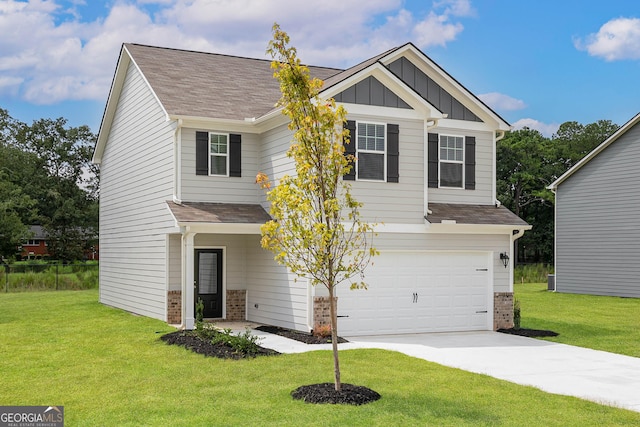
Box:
[124, 42, 342, 72]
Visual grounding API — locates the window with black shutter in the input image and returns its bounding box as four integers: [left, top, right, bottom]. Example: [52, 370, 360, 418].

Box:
[343, 121, 399, 182]
[195, 131, 241, 177]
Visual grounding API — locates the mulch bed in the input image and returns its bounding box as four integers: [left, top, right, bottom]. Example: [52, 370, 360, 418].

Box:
[255, 325, 349, 344]
[291, 383, 381, 405]
[160, 330, 279, 359]
[497, 328, 559, 337]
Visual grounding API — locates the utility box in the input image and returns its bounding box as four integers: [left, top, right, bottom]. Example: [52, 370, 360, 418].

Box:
[547, 274, 556, 291]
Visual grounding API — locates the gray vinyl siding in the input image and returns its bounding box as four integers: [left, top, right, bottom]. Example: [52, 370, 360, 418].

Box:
[555, 122, 640, 297]
[168, 234, 181, 291]
[349, 115, 425, 223]
[374, 233, 512, 292]
[257, 123, 296, 209]
[180, 128, 261, 203]
[99, 61, 176, 321]
[245, 240, 311, 331]
[429, 127, 494, 204]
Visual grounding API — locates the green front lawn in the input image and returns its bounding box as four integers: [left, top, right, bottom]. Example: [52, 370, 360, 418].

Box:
[1, 290, 638, 426]
[515, 283, 640, 358]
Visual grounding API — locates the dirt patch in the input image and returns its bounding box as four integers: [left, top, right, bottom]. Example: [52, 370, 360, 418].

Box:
[255, 325, 349, 344]
[498, 328, 559, 338]
[291, 383, 381, 405]
[160, 330, 279, 359]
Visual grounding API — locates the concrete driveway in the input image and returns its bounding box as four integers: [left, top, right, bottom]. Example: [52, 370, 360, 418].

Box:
[254, 329, 640, 413]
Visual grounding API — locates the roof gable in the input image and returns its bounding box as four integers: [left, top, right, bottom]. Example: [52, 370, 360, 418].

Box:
[333, 76, 412, 109]
[548, 112, 640, 190]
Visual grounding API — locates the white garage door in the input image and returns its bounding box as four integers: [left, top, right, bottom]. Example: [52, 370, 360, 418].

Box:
[336, 252, 491, 336]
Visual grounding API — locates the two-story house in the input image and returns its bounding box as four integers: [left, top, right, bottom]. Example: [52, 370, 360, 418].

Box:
[93, 43, 529, 335]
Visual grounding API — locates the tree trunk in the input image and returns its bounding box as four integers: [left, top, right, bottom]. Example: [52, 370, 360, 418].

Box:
[328, 286, 341, 391]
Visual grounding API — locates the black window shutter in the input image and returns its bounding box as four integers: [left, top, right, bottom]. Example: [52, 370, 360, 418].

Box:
[387, 124, 399, 183]
[427, 133, 439, 188]
[343, 120, 356, 181]
[196, 131, 209, 175]
[465, 136, 476, 190]
[229, 134, 242, 177]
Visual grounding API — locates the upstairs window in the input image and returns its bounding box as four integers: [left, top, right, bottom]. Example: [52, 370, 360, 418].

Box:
[439, 135, 464, 188]
[356, 122, 386, 181]
[209, 133, 228, 176]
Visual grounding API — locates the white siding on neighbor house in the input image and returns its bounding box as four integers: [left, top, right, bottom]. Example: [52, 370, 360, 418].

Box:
[372, 232, 512, 292]
[244, 239, 311, 331]
[348, 114, 425, 223]
[99, 61, 176, 321]
[428, 126, 494, 205]
[180, 128, 261, 203]
[555, 122, 640, 298]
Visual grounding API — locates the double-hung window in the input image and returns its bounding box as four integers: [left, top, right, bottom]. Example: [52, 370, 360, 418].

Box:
[209, 133, 228, 176]
[439, 135, 464, 188]
[356, 122, 386, 181]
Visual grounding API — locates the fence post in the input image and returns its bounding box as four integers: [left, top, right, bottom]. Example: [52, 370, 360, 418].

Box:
[4, 264, 7, 293]
[56, 262, 59, 290]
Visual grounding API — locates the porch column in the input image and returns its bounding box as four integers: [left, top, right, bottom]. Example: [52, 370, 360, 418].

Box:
[182, 232, 195, 330]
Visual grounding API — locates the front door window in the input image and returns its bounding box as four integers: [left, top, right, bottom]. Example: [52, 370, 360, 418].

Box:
[195, 249, 223, 318]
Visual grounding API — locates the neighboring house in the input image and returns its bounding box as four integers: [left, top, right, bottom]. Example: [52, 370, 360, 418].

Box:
[548, 112, 640, 298]
[19, 226, 99, 261]
[93, 42, 530, 335]
[21, 226, 49, 260]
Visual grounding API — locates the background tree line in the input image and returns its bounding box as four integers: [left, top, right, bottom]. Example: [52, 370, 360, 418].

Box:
[497, 119, 619, 265]
[0, 108, 98, 262]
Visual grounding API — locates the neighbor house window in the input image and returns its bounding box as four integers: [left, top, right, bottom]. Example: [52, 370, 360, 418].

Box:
[209, 133, 228, 176]
[439, 135, 464, 188]
[357, 122, 386, 181]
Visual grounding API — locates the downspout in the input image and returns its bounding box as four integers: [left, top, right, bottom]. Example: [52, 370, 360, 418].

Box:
[509, 228, 526, 291]
[173, 119, 183, 204]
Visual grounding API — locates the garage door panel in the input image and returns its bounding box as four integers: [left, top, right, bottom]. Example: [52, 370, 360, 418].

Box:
[337, 252, 491, 336]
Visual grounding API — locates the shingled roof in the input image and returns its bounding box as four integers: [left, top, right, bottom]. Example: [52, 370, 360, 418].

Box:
[167, 201, 271, 224]
[125, 43, 341, 121]
[427, 203, 529, 226]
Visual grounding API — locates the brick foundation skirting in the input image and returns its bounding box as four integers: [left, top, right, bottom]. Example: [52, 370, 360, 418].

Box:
[494, 292, 514, 330]
[226, 290, 246, 321]
[167, 290, 182, 325]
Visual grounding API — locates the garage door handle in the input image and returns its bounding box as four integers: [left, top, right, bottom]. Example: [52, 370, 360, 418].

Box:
[476, 268, 488, 271]
[476, 310, 488, 313]
[337, 315, 349, 318]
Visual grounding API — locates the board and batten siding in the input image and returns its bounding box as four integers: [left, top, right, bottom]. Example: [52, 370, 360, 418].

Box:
[428, 126, 494, 205]
[555, 122, 640, 297]
[180, 128, 261, 203]
[348, 115, 425, 224]
[99, 61, 177, 320]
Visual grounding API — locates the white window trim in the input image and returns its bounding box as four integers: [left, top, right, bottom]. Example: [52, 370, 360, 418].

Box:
[208, 132, 230, 177]
[355, 121, 387, 182]
[438, 133, 465, 189]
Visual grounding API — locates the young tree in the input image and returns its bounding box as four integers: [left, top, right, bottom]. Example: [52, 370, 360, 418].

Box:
[258, 24, 376, 391]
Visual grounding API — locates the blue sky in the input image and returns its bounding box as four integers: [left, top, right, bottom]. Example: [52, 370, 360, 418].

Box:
[1, 0, 639, 136]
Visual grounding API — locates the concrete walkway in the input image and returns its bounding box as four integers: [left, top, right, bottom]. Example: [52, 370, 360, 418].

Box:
[249, 329, 640, 413]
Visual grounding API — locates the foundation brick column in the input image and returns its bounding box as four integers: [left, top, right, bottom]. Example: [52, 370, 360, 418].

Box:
[226, 290, 246, 321]
[313, 296, 335, 331]
[494, 292, 514, 330]
[167, 290, 182, 325]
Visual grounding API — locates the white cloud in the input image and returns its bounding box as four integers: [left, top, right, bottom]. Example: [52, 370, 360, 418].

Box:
[478, 92, 526, 111]
[0, 0, 475, 105]
[575, 17, 640, 61]
[512, 118, 559, 138]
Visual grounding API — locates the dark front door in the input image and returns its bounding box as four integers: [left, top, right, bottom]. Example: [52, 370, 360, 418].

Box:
[195, 249, 223, 318]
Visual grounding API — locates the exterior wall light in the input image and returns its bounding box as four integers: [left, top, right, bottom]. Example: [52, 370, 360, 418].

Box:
[500, 252, 510, 268]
